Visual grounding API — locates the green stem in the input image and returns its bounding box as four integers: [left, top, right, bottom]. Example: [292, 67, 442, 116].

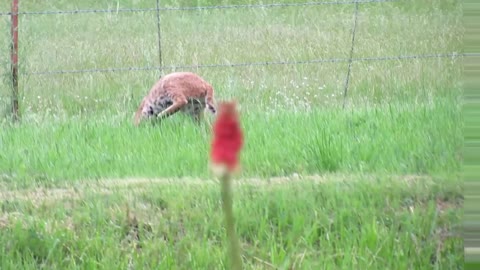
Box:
[220, 172, 243, 270]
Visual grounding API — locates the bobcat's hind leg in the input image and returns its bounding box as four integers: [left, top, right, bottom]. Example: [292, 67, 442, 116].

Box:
[156, 96, 188, 120]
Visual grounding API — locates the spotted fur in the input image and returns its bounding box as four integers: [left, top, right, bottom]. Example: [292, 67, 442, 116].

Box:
[134, 72, 217, 126]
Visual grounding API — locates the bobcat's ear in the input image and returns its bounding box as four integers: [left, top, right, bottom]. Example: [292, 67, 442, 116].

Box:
[234, 100, 241, 112]
[220, 99, 238, 106]
[230, 99, 241, 113]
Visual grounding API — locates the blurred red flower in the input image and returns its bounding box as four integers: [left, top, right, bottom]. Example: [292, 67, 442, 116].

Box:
[210, 101, 244, 174]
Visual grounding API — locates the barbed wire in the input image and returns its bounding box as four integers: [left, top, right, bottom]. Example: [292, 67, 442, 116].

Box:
[23, 53, 465, 76]
[0, 0, 396, 16]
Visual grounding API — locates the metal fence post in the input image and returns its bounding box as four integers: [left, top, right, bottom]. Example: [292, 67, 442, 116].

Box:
[156, 0, 163, 76]
[10, 0, 20, 121]
[342, 1, 359, 109]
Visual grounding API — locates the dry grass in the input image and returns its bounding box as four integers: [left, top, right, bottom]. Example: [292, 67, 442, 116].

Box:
[0, 173, 433, 204]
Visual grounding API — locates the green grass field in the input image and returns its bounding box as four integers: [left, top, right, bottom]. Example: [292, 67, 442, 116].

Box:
[0, 0, 464, 269]
[0, 175, 463, 269]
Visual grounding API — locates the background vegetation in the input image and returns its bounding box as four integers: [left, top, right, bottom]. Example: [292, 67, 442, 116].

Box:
[0, 0, 463, 269]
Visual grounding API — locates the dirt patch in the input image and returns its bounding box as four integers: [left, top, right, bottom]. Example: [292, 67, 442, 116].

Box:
[0, 174, 432, 205]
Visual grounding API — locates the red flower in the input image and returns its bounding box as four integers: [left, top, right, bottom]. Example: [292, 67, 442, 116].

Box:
[210, 101, 244, 174]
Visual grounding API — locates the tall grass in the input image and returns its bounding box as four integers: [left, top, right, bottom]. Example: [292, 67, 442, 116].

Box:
[0, 0, 462, 183]
[0, 100, 461, 186]
[0, 0, 461, 115]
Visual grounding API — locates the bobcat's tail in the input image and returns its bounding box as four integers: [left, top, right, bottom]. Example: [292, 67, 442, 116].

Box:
[133, 99, 145, 126]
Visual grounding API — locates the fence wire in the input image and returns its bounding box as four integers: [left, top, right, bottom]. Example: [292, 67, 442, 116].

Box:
[24, 53, 464, 76]
[0, 0, 396, 16]
[1, 0, 467, 113]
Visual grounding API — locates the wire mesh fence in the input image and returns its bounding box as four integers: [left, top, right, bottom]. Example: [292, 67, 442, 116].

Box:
[0, 0, 398, 16]
[0, 0, 467, 119]
[21, 53, 462, 76]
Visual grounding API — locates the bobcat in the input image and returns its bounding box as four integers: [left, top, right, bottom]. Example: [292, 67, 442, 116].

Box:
[134, 72, 217, 126]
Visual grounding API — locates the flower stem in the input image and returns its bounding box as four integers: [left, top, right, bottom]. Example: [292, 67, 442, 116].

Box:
[220, 172, 243, 270]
